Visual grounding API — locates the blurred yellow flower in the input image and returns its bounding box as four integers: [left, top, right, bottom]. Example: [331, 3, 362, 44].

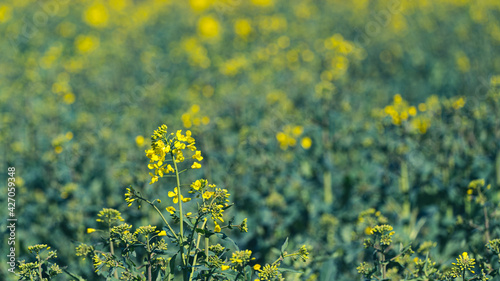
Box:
[87, 228, 96, 234]
[220, 56, 248, 76]
[0, 5, 12, 23]
[75, 35, 100, 53]
[66, 132, 74, 140]
[198, 16, 221, 39]
[452, 97, 466, 109]
[221, 264, 229, 270]
[190, 0, 212, 12]
[394, 94, 403, 104]
[252, 0, 273, 6]
[55, 146, 63, 154]
[84, 3, 109, 28]
[408, 106, 417, 116]
[191, 162, 202, 169]
[109, 0, 130, 11]
[234, 19, 252, 38]
[135, 135, 145, 146]
[277, 36, 290, 49]
[456, 53, 470, 73]
[63, 93, 76, 104]
[301, 137, 312, 149]
[302, 49, 315, 62]
[191, 104, 200, 114]
[157, 230, 167, 236]
[292, 126, 303, 136]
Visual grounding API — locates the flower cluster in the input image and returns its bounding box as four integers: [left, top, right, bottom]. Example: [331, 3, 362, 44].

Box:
[256, 263, 283, 281]
[369, 224, 396, 246]
[146, 125, 201, 184]
[275, 125, 303, 150]
[18, 244, 62, 280]
[451, 252, 476, 274]
[357, 262, 373, 277]
[230, 249, 254, 270]
[356, 208, 388, 237]
[96, 208, 124, 225]
[75, 244, 94, 259]
[92, 252, 123, 273]
[75, 126, 310, 280]
[186, 179, 232, 227]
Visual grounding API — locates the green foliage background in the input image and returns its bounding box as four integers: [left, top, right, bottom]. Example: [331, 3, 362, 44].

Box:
[1, 0, 500, 279]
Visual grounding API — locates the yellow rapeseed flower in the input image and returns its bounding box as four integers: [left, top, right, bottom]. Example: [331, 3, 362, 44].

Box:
[87, 228, 96, 234]
[202, 191, 214, 200]
[190, 0, 212, 11]
[0, 5, 12, 23]
[84, 3, 109, 28]
[135, 135, 145, 146]
[109, 0, 130, 11]
[301, 137, 312, 149]
[191, 162, 202, 169]
[55, 146, 63, 154]
[235, 19, 252, 38]
[252, 0, 273, 6]
[198, 16, 220, 39]
[193, 151, 203, 161]
[63, 93, 76, 104]
[168, 188, 180, 204]
[191, 180, 202, 190]
[166, 206, 176, 214]
[214, 222, 221, 233]
[75, 35, 100, 53]
[408, 106, 417, 116]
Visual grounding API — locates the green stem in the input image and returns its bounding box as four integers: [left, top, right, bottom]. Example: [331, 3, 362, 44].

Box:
[205, 237, 209, 263]
[109, 226, 119, 280]
[381, 250, 386, 280]
[172, 154, 187, 276]
[147, 236, 152, 281]
[189, 219, 208, 281]
[148, 200, 178, 240]
[484, 204, 491, 243]
[37, 256, 43, 280]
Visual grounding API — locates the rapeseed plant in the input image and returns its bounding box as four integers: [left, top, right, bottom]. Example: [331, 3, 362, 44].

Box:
[72, 125, 309, 280]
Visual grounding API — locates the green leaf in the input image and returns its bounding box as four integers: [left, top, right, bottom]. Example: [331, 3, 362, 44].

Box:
[195, 228, 207, 235]
[244, 265, 253, 280]
[62, 268, 86, 281]
[184, 218, 195, 228]
[280, 237, 289, 254]
[169, 254, 177, 275]
[216, 232, 239, 251]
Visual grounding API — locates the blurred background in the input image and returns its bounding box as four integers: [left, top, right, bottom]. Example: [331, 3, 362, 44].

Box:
[1, 0, 500, 280]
